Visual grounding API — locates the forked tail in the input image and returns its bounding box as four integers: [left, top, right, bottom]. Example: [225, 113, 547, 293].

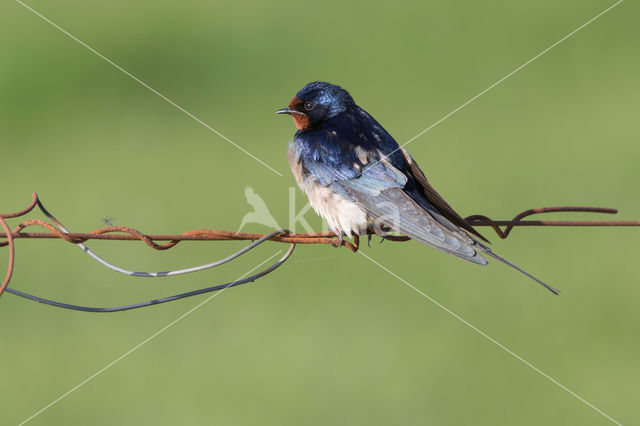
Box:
[480, 247, 560, 295]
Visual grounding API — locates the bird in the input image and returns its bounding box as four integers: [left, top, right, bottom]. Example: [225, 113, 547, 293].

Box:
[276, 81, 559, 295]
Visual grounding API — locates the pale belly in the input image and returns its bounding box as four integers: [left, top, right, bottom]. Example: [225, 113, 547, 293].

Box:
[288, 142, 368, 236]
[304, 184, 368, 236]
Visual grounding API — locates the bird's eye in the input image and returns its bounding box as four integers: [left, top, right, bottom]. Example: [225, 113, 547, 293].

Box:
[304, 101, 315, 111]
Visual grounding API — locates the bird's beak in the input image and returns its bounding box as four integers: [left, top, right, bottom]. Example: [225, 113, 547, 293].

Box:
[275, 107, 303, 115]
[275, 107, 292, 115]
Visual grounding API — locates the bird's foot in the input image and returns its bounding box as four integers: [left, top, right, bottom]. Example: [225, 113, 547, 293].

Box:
[352, 234, 360, 252]
[331, 230, 343, 248]
[378, 228, 394, 244]
[329, 230, 361, 252]
[366, 224, 392, 246]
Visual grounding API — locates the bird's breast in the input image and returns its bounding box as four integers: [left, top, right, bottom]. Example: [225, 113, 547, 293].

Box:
[287, 141, 368, 236]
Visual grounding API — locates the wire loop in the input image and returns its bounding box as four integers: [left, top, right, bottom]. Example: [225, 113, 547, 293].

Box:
[2, 193, 639, 311]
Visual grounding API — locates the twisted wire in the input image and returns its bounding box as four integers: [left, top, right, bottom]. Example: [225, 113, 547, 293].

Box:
[2, 193, 640, 312]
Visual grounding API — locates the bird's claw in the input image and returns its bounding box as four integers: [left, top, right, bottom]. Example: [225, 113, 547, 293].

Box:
[331, 231, 343, 248]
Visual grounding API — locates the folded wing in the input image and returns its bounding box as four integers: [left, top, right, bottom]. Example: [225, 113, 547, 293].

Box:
[329, 160, 488, 265]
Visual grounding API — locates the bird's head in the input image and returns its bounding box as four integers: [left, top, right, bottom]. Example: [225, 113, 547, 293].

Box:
[276, 81, 354, 130]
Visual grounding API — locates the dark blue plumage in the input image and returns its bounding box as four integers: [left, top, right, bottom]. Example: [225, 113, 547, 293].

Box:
[277, 81, 558, 294]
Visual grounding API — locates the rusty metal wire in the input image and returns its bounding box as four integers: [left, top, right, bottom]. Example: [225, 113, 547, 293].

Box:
[2, 193, 640, 311]
[465, 206, 640, 238]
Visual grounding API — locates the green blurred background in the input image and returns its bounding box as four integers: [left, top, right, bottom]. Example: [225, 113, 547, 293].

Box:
[1, 0, 638, 424]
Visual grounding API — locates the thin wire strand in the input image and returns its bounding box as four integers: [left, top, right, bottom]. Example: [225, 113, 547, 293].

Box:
[0, 195, 297, 311]
[75, 229, 289, 278]
[2, 194, 640, 310]
[5, 246, 293, 312]
[29, 193, 295, 277]
[15, 250, 284, 426]
[0, 218, 14, 296]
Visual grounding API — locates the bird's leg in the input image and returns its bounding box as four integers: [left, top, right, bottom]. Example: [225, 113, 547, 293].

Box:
[331, 229, 343, 248]
[352, 234, 360, 252]
[372, 223, 392, 244]
[365, 225, 377, 247]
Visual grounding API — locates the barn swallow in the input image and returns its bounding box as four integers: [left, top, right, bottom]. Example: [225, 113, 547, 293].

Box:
[277, 81, 558, 294]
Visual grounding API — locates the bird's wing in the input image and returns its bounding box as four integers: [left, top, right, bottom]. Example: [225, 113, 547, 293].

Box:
[302, 150, 487, 265]
[400, 148, 489, 243]
[294, 118, 560, 292]
[338, 165, 487, 265]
